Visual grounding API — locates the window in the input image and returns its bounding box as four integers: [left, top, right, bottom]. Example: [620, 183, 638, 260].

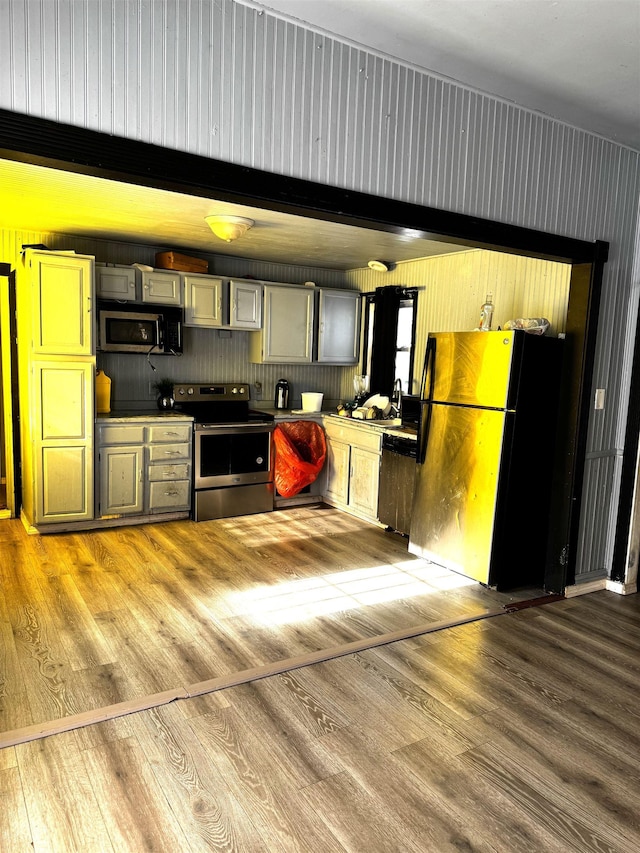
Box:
[361, 287, 418, 397]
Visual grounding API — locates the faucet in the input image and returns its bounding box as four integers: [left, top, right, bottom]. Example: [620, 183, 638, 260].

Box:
[392, 378, 402, 416]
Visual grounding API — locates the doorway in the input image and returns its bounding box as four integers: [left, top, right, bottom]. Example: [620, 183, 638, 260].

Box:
[0, 108, 607, 591]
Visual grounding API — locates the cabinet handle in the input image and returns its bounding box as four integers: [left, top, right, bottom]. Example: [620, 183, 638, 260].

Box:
[164, 431, 180, 437]
[164, 450, 180, 455]
[164, 489, 179, 496]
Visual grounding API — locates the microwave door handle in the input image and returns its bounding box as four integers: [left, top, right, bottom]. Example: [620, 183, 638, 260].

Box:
[156, 318, 163, 348]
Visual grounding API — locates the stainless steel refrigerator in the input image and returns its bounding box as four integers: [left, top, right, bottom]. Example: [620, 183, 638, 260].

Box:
[408, 330, 563, 590]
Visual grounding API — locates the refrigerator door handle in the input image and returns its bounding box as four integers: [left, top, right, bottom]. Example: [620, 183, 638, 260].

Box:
[417, 401, 432, 465]
[421, 336, 437, 401]
[417, 336, 437, 465]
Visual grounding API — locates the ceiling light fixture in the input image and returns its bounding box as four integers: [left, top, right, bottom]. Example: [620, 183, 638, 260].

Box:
[368, 259, 391, 272]
[205, 215, 254, 242]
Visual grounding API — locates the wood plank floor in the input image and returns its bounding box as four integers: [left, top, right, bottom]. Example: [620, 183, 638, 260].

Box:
[0, 506, 542, 738]
[2, 576, 639, 850]
[6, 505, 629, 851]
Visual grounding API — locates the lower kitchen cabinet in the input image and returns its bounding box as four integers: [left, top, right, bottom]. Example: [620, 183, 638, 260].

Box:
[96, 417, 192, 519]
[323, 419, 382, 523]
[100, 444, 144, 515]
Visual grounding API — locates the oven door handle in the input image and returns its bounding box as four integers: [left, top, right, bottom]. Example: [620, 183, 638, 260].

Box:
[196, 423, 275, 432]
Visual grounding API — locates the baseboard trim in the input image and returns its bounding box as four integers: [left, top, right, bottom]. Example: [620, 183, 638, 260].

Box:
[564, 578, 607, 597]
[565, 577, 638, 597]
[606, 579, 638, 595]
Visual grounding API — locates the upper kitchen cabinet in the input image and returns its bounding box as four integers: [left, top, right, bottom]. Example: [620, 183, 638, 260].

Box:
[183, 274, 223, 327]
[96, 264, 137, 302]
[28, 251, 94, 355]
[249, 283, 314, 363]
[315, 288, 361, 364]
[97, 265, 182, 306]
[140, 269, 182, 306]
[229, 278, 262, 330]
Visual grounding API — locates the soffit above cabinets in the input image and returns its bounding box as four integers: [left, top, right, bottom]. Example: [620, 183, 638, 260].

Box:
[0, 158, 469, 271]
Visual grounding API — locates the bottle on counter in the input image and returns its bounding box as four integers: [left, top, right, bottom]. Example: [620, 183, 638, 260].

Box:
[96, 369, 111, 413]
[477, 292, 494, 331]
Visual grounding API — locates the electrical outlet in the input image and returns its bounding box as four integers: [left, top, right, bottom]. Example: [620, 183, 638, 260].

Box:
[594, 388, 605, 410]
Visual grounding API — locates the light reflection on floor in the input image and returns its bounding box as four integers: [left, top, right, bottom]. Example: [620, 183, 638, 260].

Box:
[226, 559, 477, 625]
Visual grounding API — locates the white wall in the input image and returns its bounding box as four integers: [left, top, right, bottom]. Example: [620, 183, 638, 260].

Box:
[1, 0, 639, 580]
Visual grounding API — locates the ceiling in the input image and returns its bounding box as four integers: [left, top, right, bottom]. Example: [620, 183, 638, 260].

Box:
[2, 1, 637, 271]
[251, 0, 640, 151]
[0, 158, 467, 271]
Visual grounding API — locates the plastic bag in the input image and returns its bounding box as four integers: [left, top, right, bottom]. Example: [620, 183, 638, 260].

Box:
[504, 317, 550, 335]
[273, 421, 327, 498]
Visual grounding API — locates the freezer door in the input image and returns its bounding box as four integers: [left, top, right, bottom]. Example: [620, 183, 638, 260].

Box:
[408, 401, 507, 584]
[423, 331, 516, 409]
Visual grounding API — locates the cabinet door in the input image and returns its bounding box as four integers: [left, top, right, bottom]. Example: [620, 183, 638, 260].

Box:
[34, 361, 94, 523]
[141, 270, 182, 305]
[261, 285, 314, 363]
[30, 252, 94, 355]
[229, 279, 262, 329]
[99, 445, 144, 515]
[316, 289, 361, 364]
[96, 266, 137, 301]
[349, 446, 381, 519]
[183, 275, 223, 327]
[324, 439, 350, 505]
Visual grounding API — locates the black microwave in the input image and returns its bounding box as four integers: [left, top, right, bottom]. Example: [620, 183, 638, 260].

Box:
[97, 302, 183, 354]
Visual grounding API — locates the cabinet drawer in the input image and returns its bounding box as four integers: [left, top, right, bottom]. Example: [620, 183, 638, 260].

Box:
[147, 442, 191, 462]
[324, 420, 382, 452]
[147, 424, 193, 443]
[147, 462, 190, 481]
[98, 424, 146, 445]
[148, 479, 190, 511]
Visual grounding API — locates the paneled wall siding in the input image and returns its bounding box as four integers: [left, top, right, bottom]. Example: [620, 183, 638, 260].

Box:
[1, 0, 639, 580]
[347, 251, 571, 395]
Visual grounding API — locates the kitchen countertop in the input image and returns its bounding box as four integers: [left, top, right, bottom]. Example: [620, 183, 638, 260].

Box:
[96, 410, 194, 422]
[261, 408, 328, 419]
[269, 409, 417, 439]
[324, 414, 417, 439]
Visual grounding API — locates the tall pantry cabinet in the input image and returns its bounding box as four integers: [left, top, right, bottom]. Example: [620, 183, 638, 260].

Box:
[16, 250, 95, 528]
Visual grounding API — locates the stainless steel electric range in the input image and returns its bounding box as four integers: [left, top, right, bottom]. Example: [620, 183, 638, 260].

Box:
[173, 382, 275, 522]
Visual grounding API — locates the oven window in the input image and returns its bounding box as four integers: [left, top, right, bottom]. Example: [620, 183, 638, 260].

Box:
[199, 432, 270, 476]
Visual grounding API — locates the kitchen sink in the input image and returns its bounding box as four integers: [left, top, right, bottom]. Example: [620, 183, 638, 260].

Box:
[328, 415, 402, 427]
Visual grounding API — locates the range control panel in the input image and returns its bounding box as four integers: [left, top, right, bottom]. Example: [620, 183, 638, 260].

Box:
[173, 383, 249, 401]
